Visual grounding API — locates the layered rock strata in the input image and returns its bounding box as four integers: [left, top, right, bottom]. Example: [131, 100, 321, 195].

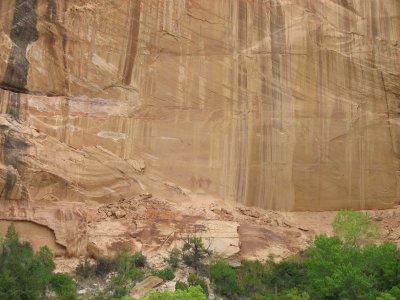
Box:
[0, 0, 399, 258]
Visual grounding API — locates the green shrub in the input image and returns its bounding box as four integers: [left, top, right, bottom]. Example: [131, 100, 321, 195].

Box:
[75, 257, 96, 279]
[95, 257, 117, 278]
[333, 210, 381, 247]
[115, 250, 146, 277]
[387, 286, 400, 299]
[166, 248, 181, 269]
[153, 267, 175, 281]
[188, 274, 209, 297]
[175, 280, 189, 291]
[260, 289, 309, 300]
[131, 252, 147, 268]
[304, 235, 376, 299]
[362, 242, 400, 291]
[209, 260, 241, 298]
[141, 286, 206, 300]
[377, 292, 396, 300]
[49, 273, 77, 300]
[0, 224, 77, 300]
[268, 259, 307, 292]
[237, 260, 270, 297]
[95, 251, 146, 299]
[182, 237, 212, 272]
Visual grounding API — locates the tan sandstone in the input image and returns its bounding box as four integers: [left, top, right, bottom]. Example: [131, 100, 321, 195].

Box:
[0, 0, 399, 259]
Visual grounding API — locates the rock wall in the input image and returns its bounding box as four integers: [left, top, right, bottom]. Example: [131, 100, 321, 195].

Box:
[0, 0, 400, 212]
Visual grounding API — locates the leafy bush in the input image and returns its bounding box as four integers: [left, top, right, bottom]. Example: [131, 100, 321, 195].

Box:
[260, 288, 309, 300]
[209, 260, 241, 298]
[175, 280, 189, 291]
[387, 286, 400, 299]
[333, 210, 381, 247]
[141, 286, 206, 300]
[377, 292, 396, 300]
[304, 235, 376, 299]
[131, 251, 147, 268]
[0, 224, 77, 300]
[95, 257, 117, 278]
[49, 273, 78, 300]
[268, 259, 307, 293]
[166, 248, 181, 269]
[188, 274, 209, 297]
[182, 237, 212, 272]
[153, 267, 175, 281]
[75, 257, 96, 279]
[103, 251, 145, 298]
[237, 260, 269, 297]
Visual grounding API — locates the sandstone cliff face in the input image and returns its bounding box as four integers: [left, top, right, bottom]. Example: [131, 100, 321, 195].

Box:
[1, 0, 400, 211]
[0, 0, 399, 257]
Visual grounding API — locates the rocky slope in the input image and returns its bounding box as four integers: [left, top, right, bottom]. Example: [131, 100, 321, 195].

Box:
[0, 0, 399, 259]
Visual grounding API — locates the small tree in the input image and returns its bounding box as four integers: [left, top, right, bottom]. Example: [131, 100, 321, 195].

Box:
[166, 248, 181, 269]
[182, 237, 212, 272]
[333, 210, 381, 247]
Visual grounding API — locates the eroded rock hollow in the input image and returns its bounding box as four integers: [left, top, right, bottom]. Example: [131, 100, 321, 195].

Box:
[0, 0, 399, 257]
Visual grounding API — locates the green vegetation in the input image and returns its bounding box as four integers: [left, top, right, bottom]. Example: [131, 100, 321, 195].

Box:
[0, 224, 77, 300]
[3, 210, 400, 300]
[94, 257, 117, 278]
[187, 274, 209, 297]
[141, 286, 206, 300]
[210, 260, 241, 298]
[175, 280, 189, 291]
[152, 267, 175, 281]
[165, 247, 181, 269]
[75, 257, 96, 279]
[49, 273, 78, 300]
[100, 250, 145, 299]
[333, 209, 381, 247]
[204, 210, 399, 300]
[182, 237, 212, 272]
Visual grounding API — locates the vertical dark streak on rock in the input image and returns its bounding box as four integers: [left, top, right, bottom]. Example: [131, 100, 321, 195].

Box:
[45, 0, 69, 95]
[370, 0, 378, 37]
[122, 0, 141, 85]
[47, 0, 56, 20]
[2, 0, 39, 92]
[270, 0, 285, 130]
[6, 93, 21, 120]
[62, 35, 69, 93]
[62, 1, 70, 95]
[1, 128, 29, 202]
[235, 0, 248, 203]
[380, 72, 395, 157]
[4, 129, 28, 170]
[2, 167, 17, 200]
[45, 0, 57, 58]
[256, 0, 268, 207]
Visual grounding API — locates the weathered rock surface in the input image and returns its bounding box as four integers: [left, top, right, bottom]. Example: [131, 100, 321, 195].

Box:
[131, 276, 164, 299]
[1, 0, 399, 211]
[0, 0, 399, 259]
